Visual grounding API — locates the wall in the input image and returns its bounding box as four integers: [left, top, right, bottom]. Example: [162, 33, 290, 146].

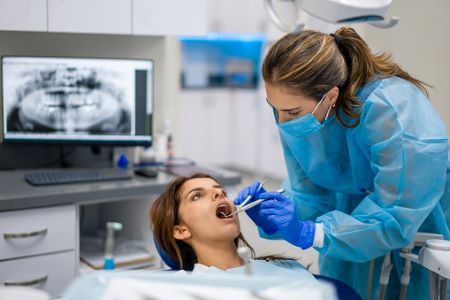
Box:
[361, 0, 450, 133]
[0, 31, 180, 165]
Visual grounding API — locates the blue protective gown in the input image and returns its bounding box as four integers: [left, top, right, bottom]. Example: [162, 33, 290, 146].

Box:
[262, 76, 450, 299]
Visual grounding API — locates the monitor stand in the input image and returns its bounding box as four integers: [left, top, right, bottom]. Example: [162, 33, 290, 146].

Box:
[0, 144, 114, 170]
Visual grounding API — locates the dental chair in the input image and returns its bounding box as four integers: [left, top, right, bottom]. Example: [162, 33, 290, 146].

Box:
[154, 241, 362, 300]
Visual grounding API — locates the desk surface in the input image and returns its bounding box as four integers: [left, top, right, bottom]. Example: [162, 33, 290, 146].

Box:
[0, 167, 241, 212]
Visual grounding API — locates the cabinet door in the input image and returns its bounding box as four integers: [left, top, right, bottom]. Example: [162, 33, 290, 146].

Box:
[133, 0, 207, 36]
[207, 0, 267, 33]
[48, 0, 131, 34]
[229, 91, 260, 171]
[0, 205, 76, 260]
[0, 0, 47, 32]
[258, 112, 287, 179]
[178, 90, 232, 166]
[0, 251, 76, 298]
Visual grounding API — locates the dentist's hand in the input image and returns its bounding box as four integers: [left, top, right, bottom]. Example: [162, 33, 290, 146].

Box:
[259, 191, 316, 249]
[234, 181, 277, 234]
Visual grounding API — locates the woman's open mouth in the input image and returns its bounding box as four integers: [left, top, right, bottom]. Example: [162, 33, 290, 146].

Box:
[216, 201, 234, 220]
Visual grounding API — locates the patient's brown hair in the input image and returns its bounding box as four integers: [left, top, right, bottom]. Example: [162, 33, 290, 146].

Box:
[150, 173, 256, 270]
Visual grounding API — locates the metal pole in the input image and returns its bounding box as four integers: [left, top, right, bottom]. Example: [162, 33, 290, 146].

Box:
[367, 259, 374, 300]
[439, 276, 448, 300]
[429, 270, 438, 300]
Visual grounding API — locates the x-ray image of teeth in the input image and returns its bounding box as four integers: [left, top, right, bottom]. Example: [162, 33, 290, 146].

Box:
[6, 66, 131, 134]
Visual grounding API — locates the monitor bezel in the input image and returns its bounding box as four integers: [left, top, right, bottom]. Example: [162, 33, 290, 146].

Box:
[1, 55, 154, 147]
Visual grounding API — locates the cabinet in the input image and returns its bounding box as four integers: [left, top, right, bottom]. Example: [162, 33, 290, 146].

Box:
[0, 251, 76, 297]
[133, 0, 207, 36]
[177, 88, 288, 179]
[178, 90, 233, 166]
[0, 0, 47, 32]
[207, 0, 267, 33]
[0, 205, 77, 297]
[48, 0, 131, 35]
[0, 0, 208, 36]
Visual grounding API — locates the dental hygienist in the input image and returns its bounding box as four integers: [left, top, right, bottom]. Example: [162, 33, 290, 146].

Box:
[235, 27, 450, 299]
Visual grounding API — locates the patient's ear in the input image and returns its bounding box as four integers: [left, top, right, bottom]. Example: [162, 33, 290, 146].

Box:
[173, 224, 192, 241]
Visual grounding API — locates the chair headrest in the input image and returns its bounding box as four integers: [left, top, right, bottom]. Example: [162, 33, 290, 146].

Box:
[154, 237, 181, 270]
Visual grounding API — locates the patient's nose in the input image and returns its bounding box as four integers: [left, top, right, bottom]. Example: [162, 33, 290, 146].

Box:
[213, 190, 224, 201]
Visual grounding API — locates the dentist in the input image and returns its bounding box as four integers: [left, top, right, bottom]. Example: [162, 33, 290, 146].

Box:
[235, 27, 450, 299]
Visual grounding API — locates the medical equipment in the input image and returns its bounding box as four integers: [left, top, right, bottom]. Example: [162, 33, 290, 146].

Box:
[226, 188, 285, 217]
[400, 234, 450, 300]
[104, 222, 123, 270]
[1, 56, 154, 147]
[263, 0, 399, 33]
[376, 233, 450, 300]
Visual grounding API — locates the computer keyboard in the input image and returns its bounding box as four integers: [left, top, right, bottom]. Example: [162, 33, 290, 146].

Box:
[24, 168, 133, 186]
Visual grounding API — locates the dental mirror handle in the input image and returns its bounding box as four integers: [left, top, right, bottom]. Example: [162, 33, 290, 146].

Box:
[231, 188, 285, 216]
[239, 177, 271, 208]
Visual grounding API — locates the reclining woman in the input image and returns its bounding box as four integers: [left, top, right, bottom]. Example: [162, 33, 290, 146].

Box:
[150, 173, 315, 278]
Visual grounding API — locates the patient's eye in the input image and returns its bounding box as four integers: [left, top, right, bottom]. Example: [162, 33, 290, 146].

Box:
[192, 192, 203, 201]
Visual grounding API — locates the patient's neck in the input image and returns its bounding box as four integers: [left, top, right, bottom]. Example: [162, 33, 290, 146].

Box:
[193, 240, 244, 270]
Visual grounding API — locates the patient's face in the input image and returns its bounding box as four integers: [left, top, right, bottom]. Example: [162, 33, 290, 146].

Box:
[177, 178, 239, 244]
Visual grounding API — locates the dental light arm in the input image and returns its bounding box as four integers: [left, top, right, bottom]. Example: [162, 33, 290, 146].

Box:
[263, 0, 399, 33]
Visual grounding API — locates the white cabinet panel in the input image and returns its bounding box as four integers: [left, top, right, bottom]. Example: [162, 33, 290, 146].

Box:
[48, 0, 131, 34]
[0, 0, 47, 32]
[207, 0, 267, 33]
[178, 90, 232, 166]
[258, 116, 287, 179]
[133, 0, 207, 36]
[0, 205, 76, 260]
[0, 251, 76, 298]
[229, 91, 259, 171]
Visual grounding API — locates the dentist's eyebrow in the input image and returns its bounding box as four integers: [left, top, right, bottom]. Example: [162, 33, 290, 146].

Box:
[265, 97, 302, 112]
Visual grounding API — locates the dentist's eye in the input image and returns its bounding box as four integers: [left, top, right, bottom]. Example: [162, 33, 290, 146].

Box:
[288, 111, 300, 117]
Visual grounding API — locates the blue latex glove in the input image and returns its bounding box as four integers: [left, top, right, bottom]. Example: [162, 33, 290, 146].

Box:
[259, 191, 316, 249]
[234, 181, 278, 234]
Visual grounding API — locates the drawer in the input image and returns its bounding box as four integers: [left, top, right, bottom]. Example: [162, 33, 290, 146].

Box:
[0, 205, 76, 260]
[0, 251, 76, 297]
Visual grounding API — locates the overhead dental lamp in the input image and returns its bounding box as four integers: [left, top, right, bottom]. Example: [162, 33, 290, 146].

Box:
[264, 0, 399, 32]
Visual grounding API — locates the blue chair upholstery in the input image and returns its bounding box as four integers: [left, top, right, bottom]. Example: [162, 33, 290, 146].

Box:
[154, 238, 183, 270]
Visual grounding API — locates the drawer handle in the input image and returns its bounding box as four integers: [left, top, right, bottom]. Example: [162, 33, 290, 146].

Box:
[3, 228, 48, 239]
[4, 274, 48, 286]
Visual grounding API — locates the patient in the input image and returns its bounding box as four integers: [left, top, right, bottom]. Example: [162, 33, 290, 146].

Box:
[150, 173, 315, 278]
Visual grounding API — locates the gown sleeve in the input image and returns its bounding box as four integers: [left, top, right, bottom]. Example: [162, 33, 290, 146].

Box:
[316, 79, 448, 262]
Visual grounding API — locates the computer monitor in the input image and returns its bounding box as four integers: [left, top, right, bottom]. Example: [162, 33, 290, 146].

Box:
[1, 56, 153, 146]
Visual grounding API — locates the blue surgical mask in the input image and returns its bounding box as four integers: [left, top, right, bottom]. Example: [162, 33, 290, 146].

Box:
[277, 94, 332, 138]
